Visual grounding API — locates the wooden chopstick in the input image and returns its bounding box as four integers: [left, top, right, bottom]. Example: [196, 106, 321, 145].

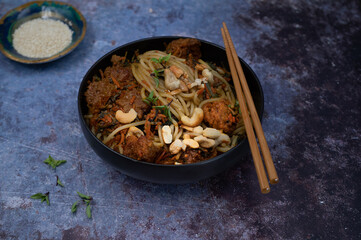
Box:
[221, 28, 270, 194]
[222, 22, 279, 185]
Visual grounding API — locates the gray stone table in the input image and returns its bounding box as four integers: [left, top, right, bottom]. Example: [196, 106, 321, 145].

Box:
[0, 0, 360, 239]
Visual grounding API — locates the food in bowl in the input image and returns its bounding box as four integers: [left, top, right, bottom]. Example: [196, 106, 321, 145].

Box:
[83, 38, 246, 165]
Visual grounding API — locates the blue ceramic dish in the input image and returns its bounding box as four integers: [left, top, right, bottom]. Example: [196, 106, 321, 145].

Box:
[78, 37, 264, 184]
[0, 1, 86, 64]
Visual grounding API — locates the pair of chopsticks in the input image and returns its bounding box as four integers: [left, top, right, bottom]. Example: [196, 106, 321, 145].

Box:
[221, 22, 279, 194]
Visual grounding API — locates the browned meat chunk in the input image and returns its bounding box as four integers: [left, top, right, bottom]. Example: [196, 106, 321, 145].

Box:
[166, 38, 201, 60]
[123, 135, 161, 163]
[104, 65, 133, 85]
[85, 78, 117, 114]
[115, 88, 150, 119]
[202, 100, 238, 134]
[180, 148, 217, 164]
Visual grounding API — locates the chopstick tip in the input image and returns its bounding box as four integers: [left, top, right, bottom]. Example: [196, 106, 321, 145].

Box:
[270, 178, 279, 185]
[262, 187, 271, 194]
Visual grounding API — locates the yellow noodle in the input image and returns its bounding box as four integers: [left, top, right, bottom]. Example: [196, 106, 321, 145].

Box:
[141, 87, 147, 99]
[118, 145, 124, 154]
[193, 91, 201, 106]
[232, 126, 245, 135]
[158, 126, 164, 146]
[190, 102, 195, 116]
[175, 127, 183, 140]
[231, 135, 239, 148]
[179, 91, 196, 99]
[103, 120, 146, 144]
[171, 119, 179, 141]
[178, 96, 189, 116]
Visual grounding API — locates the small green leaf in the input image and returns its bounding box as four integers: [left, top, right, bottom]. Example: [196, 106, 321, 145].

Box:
[31, 192, 49, 205]
[162, 53, 171, 62]
[142, 99, 150, 105]
[71, 201, 79, 213]
[54, 160, 67, 167]
[84, 199, 91, 205]
[151, 53, 171, 64]
[77, 192, 92, 200]
[234, 100, 241, 114]
[86, 204, 92, 219]
[44, 155, 67, 169]
[153, 77, 159, 88]
[143, 91, 158, 106]
[205, 82, 217, 98]
[57, 178, 64, 187]
[153, 104, 173, 121]
[30, 193, 45, 199]
[151, 58, 159, 63]
[45, 195, 50, 206]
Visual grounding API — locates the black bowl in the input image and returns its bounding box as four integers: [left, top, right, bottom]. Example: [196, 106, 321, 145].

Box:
[78, 36, 264, 184]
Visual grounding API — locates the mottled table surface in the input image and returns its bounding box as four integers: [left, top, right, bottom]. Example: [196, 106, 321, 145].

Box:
[1, 0, 360, 239]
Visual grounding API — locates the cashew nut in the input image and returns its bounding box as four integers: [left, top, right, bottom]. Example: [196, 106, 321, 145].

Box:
[203, 128, 222, 139]
[183, 133, 191, 139]
[162, 125, 173, 144]
[181, 125, 194, 132]
[202, 69, 214, 84]
[126, 126, 144, 138]
[181, 125, 203, 134]
[193, 126, 203, 134]
[189, 78, 203, 89]
[115, 108, 137, 124]
[179, 81, 189, 92]
[169, 65, 184, 78]
[169, 139, 184, 154]
[215, 133, 231, 147]
[181, 108, 204, 127]
[182, 139, 199, 148]
[194, 135, 215, 148]
[164, 69, 180, 90]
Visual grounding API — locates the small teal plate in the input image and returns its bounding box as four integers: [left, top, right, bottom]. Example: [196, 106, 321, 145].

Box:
[0, 1, 86, 64]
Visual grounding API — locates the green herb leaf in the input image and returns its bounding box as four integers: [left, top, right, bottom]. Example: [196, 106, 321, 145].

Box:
[86, 204, 92, 219]
[30, 193, 46, 199]
[142, 99, 150, 105]
[151, 53, 171, 64]
[77, 192, 92, 200]
[31, 192, 49, 205]
[162, 53, 171, 62]
[143, 91, 159, 106]
[150, 58, 158, 63]
[151, 68, 165, 88]
[45, 195, 50, 206]
[71, 201, 79, 213]
[234, 100, 241, 114]
[205, 82, 218, 98]
[153, 77, 160, 88]
[153, 104, 173, 121]
[44, 155, 67, 169]
[152, 68, 164, 79]
[56, 176, 64, 187]
[84, 199, 91, 205]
